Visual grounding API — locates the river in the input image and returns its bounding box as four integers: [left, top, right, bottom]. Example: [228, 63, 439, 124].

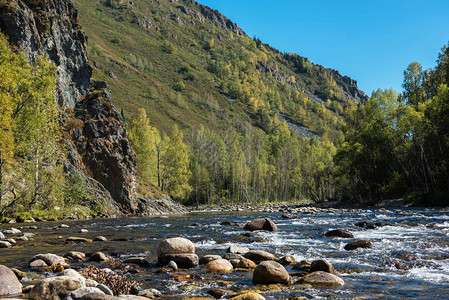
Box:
[1, 207, 448, 299]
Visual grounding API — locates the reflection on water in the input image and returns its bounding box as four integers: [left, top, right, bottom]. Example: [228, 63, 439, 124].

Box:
[1, 208, 448, 299]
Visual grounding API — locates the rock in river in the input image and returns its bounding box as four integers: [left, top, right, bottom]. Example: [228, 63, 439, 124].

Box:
[157, 237, 195, 259]
[324, 228, 354, 238]
[162, 253, 199, 268]
[344, 240, 372, 251]
[65, 287, 105, 299]
[30, 259, 48, 268]
[278, 255, 295, 265]
[230, 293, 266, 300]
[158, 237, 198, 268]
[64, 251, 86, 261]
[199, 255, 222, 265]
[253, 260, 289, 284]
[124, 257, 150, 266]
[206, 258, 234, 273]
[244, 218, 278, 231]
[236, 258, 256, 269]
[0, 241, 11, 248]
[66, 237, 93, 243]
[299, 271, 344, 287]
[88, 252, 110, 262]
[0, 265, 22, 296]
[310, 259, 336, 274]
[244, 250, 277, 263]
[29, 276, 86, 300]
[29, 253, 67, 267]
[208, 288, 237, 298]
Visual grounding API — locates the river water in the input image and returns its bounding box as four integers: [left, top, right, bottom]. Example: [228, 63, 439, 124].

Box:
[1, 207, 449, 299]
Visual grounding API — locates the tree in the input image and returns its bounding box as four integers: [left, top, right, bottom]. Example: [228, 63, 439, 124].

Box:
[403, 62, 425, 106]
[161, 125, 191, 199]
[0, 32, 63, 214]
[128, 108, 160, 185]
[0, 34, 16, 208]
[335, 89, 400, 200]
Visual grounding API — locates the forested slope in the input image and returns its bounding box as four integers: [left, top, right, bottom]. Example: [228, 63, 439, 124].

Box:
[73, 0, 367, 138]
[72, 0, 369, 204]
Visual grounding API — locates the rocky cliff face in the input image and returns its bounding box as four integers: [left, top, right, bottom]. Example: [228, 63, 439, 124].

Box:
[0, 0, 137, 213]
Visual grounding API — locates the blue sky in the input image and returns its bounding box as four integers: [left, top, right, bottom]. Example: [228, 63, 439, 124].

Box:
[197, 0, 449, 96]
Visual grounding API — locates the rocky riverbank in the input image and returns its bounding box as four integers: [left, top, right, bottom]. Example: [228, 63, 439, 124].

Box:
[0, 217, 349, 299]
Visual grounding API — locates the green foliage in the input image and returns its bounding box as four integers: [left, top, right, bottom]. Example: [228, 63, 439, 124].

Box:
[0, 32, 66, 217]
[161, 125, 191, 199]
[173, 81, 185, 92]
[63, 173, 90, 206]
[106, 0, 129, 9]
[161, 40, 177, 54]
[70, 0, 368, 205]
[0, 33, 101, 219]
[73, 0, 354, 143]
[128, 108, 160, 185]
[336, 43, 449, 205]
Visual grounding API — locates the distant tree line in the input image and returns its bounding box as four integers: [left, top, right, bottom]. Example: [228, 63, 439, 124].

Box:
[128, 108, 336, 205]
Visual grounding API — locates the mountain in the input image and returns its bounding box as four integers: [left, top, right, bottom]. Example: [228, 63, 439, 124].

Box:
[72, 0, 367, 141]
[0, 0, 368, 212]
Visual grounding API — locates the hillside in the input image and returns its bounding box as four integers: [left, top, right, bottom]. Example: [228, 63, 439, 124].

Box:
[73, 0, 367, 142]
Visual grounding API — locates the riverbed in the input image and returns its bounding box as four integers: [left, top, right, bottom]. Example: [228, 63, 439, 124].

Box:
[1, 207, 449, 299]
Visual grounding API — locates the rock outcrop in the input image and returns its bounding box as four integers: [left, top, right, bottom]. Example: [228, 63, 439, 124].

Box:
[0, 0, 137, 213]
[179, 0, 246, 36]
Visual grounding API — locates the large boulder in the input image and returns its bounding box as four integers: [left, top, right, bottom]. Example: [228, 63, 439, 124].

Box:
[299, 271, 344, 287]
[344, 240, 372, 251]
[310, 259, 336, 274]
[244, 250, 277, 263]
[29, 276, 86, 300]
[0, 265, 22, 296]
[205, 259, 233, 273]
[29, 253, 68, 267]
[157, 237, 195, 261]
[252, 260, 289, 284]
[244, 218, 278, 231]
[324, 228, 354, 238]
